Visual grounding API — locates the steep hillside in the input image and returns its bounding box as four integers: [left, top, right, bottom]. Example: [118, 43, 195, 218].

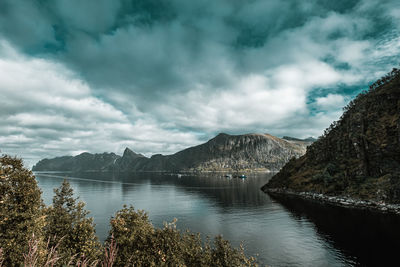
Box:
[138, 133, 310, 172]
[113, 148, 148, 170]
[262, 69, 400, 203]
[32, 152, 120, 172]
[33, 133, 311, 173]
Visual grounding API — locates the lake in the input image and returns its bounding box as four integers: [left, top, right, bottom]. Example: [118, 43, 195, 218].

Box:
[35, 172, 400, 267]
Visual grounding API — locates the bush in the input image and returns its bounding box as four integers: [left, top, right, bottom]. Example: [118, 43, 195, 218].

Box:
[109, 206, 257, 266]
[325, 163, 338, 176]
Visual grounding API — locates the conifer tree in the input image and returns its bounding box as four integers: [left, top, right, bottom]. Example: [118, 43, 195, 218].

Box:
[108, 205, 154, 266]
[45, 179, 101, 264]
[0, 155, 45, 266]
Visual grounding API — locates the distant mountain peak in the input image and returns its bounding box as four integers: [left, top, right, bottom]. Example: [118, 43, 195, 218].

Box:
[123, 147, 145, 158]
[215, 132, 230, 138]
[123, 147, 134, 155]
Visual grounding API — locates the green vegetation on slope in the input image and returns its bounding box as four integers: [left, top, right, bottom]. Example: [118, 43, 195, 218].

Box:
[1, 154, 257, 266]
[263, 68, 400, 203]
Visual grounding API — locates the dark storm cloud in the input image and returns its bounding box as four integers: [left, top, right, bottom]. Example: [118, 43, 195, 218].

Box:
[1, 0, 384, 98]
[1, 0, 400, 165]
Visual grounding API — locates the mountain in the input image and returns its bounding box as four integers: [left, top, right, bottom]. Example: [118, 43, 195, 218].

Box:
[32, 152, 120, 172]
[262, 68, 400, 204]
[113, 148, 147, 170]
[32, 133, 312, 173]
[282, 136, 316, 142]
[137, 133, 311, 172]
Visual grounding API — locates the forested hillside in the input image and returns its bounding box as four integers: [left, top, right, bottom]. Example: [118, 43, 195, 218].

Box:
[263, 69, 400, 203]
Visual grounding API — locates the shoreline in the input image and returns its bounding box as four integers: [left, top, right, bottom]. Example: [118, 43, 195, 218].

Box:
[263, 188, 400, 215]
[33, 170, 278, 174]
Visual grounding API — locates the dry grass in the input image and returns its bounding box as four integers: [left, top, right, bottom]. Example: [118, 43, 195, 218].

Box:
[74, 256, 99, 267]
[0, 248, 4, 267]
[102, 235, 118, 267]
[44, 236, 63, 267]
[20, 234, 120, 267]
[22, 234, 65, 267]
[23, 234, 40, 267]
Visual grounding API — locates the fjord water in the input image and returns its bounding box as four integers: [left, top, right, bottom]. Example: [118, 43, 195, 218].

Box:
[35, 172, 400, 267]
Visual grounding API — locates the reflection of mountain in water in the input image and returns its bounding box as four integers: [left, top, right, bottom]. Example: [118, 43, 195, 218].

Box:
[37, 172, 273, 208]
[142, 173, 274, 208]
[270, 194, 400, 267]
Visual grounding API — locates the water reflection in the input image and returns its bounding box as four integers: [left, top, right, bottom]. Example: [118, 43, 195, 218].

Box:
[269, 194, 400, 267]
[35, 171, 373, 266]
[37, 172, 272, 207]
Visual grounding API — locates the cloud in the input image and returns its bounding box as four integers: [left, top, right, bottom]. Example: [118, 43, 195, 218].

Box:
[0, 41, 201, 166]
[316, 94, 346, 109]
[0, 0, 400, 165]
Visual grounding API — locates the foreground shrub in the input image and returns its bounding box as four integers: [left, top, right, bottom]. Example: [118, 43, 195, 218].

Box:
[109, 206, 257, 266]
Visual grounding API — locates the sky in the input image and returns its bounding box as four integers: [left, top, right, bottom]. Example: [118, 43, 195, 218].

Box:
[1, 0, 400, 167]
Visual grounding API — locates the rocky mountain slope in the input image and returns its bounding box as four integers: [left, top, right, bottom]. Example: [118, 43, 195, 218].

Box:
[113, 148, 147, 170]
[262, 69, 400, 204]
[136, 133, 310, 172]
[33, 133, 312, 173]
[32, 152, 120, 172]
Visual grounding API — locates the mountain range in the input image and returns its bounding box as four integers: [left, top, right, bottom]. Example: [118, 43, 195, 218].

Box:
[32, 133, 313, 173]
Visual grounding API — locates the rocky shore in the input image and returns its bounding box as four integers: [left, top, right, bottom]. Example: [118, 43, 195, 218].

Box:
[264, 188, 400, 215]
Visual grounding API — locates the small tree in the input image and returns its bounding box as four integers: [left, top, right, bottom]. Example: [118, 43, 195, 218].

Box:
[108, 205, 154, 266]
[45, 180, 101, 264]
[211, 235, 256, 267]
[0, 155, 45, 266]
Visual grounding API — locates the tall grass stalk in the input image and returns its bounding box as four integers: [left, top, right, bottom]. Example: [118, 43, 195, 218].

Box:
[102, 235, 118, 267]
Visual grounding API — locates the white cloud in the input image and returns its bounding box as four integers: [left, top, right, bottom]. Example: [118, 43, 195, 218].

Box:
[0, 40, 202, 166]
[316, 94, 346, 109]
[149, 56, 361, 136]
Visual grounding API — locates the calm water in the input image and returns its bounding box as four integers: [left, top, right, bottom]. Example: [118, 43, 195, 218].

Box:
[35, 172, 400, 267]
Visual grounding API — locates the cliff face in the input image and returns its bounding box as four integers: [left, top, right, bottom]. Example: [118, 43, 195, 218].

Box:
[263, 69, 400, 203]
[32, 152, 120, 172]
[32, 133, 312, 173]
